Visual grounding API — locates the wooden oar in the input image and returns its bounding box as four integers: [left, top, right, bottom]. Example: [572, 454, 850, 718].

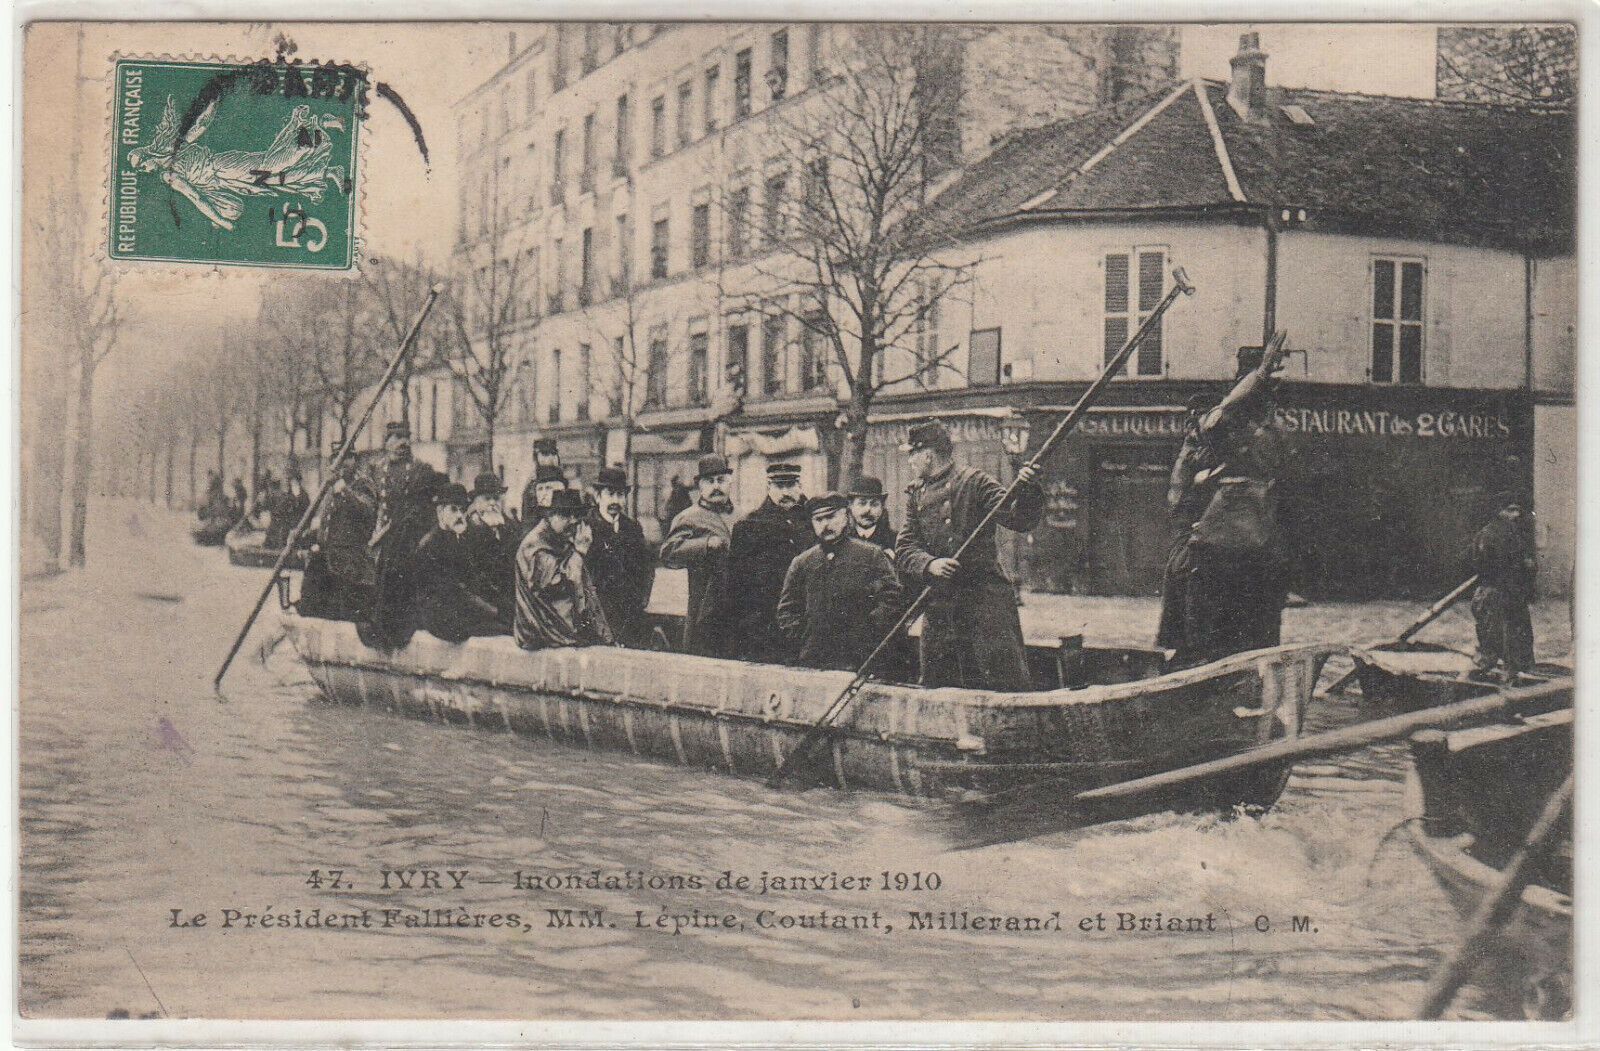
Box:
[213, 284, 444, 695]
[1327, 575, 1479, 695]
[1075, 677, 1570, 805]
[765, 267, 1197, 790]
[1418, 770, 1573, 1019]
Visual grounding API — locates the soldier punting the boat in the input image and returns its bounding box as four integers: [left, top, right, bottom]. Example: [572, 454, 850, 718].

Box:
[658, 453, 736, 657]
[299, 452, 376, 621]
[514, 488, 614, 650]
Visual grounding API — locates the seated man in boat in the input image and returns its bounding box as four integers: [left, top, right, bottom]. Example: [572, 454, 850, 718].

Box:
[777, 492, 901, 670]
[896, 419, 1043, 691]
[584, 466, 655, 647]
[727, 461, 813, 664]
[658, 454, 735, 657]
[1468, 493, 1537, 681]
[412, 483, 508, 643]
[464, 471, 518, 633]
[514, 488, 615, 649]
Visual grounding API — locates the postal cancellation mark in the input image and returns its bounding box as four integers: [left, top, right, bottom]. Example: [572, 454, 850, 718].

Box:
[109, 58, 363, 270]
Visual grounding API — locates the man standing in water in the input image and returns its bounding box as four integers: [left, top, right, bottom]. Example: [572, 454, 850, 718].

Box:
[659, 454, 736, 657]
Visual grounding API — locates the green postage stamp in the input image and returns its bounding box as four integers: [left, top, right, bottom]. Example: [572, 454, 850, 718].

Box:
[109, 58, 365, 270]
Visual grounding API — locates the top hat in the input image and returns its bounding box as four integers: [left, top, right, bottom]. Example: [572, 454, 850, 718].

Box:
[470, 472, 507, 498]
[766, 461, 803, 481]
[805, 492, 848, 517]
[533, 438, 559, 456]
[846, 474, 886, 499]
[545, 487, 586, 514]
[696, 453, 732, 480]
[433, 482, 470, 507]
[534, 464, 567, 485]
[900, 419, 952, 454]
[384, 421, 411, 440]
[596, 466, 630, 492]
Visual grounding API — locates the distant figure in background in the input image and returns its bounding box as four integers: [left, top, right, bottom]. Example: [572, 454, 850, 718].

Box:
[1469, 495, 1537, 680]
[412, 484, 507, 643]
[253, 471, 279, 521]
[777, 493, 902, 670]
[520, 463, 567, 528]
[362, 421, 443, 649]
[1157, 392, 1223, 651]
[662, 475, 693, 537]
[585, 466, 655, 647]
[464, 472, 518, 632]
[266, 472, 309, 550]
[897, 419, 1043, 691]
[727, 461, 812, 664]
[231, 477, 249, 518]
[659, 454, 735, 656]
[200, 471, 230, 520]
[302, 455, 375, 621]
[515, 488, 614, 649]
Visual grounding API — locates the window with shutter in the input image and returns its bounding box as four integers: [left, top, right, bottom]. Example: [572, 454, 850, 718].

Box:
[969, 328, 1002, 386]
[1103, 247, 1165, 376]
[1371, 257, 1424, 384]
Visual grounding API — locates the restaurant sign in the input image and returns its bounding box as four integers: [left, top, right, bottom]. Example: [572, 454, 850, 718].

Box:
[1067, 404, 1514, 442]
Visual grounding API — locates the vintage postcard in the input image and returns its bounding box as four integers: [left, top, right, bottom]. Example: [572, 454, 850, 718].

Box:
[14, 13, 1585, 1045]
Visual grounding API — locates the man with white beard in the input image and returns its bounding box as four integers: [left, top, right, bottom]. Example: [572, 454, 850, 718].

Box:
[463, 472, 518, 633]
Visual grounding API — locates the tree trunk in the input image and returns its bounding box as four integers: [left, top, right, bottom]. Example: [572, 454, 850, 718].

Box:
[484, 415, 497, 473]
[838, 387, 873, 490]
[66, 359, 95, 567]
[216, 422, 227, 476]
[24, 373, 68, 572]
[188, 435, 199, 510]
[164, 440, 175, 508]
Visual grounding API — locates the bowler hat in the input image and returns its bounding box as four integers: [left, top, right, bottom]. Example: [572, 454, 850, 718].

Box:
[533, 437, 559, 456]
[470, 471, 507, 498]
[534, 464, 567, 485]
[596, 466, 630, 492]
[900, 419, 952, 454]
[545, 487, 586, 514]
[846, 474, 886, 499]
[384, 421, 412, 440]
[805, 492, 848, 517]
[766, 461, 803, 480]
[433, 482, 470, 507]
[696, 453, 732, 480]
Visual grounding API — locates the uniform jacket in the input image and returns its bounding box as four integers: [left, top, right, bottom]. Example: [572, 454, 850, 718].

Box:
[585, 509, 655, 645]
[728, 498, 815, 663]
[319, 483, 377, 585]
[776, 536, 902, 669]
[463, 518, 519, 625]
[658, 501, 734, 657]
[1470, 515, 1537, 599]
[412, 526, 506, 643]
[365, 457, 443, 647]
[514, 519, 614, 649]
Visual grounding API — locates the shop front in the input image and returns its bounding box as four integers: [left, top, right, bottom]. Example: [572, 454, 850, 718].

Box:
[631, 426, 711, 542]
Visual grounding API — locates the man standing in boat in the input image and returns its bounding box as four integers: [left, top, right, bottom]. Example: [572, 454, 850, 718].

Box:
[659, 453, 736, 657]
[777, 492, 902, 670]
[1468, 493, 1538, 681]
[727, 461, 813, 664]
[362, 421, 444, 649]
[463, 471, 518, 633]
[514, 488, 615, 649]
[413, 483, 510, 643]
[846, 474, 916, 681]
[302, 453, 376, 621]
[1157, 392, 1223, 652]
[585, 466, 655, 647]
[896, 419, 1044, 691]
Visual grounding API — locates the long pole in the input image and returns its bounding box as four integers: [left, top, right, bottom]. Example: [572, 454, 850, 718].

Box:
[1327, 574, 1480, 695]
[213, 284, 444, 693]
[767, 268, 1196, 789]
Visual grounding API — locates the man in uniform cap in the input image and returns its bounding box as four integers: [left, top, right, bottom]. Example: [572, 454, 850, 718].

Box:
[362, 421, 445, 648]
[777, 492, 902, 670]
[1468, 492, 1537, 680]
[585, 465, 655, 646]
[411, 483, 509, 643]
[727, 461, 813, 664]
[659, 453, 736, 656]
[896, 419, 1044, 690]
[463, 471, 517, 632]
[520, 462, 568, 526]
[515, 488, 615, 649]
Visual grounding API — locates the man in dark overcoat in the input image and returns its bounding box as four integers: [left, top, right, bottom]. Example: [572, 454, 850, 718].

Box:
[777, 493, 902, 670]
[463, 471, 518, 633]
[658, 454, 736, 656]
[520, 463, 567, 528]
[514, 487, 615, 650]
[585, 466, 655, 647]
[1468, 495, 1538, 679]
[727, 461, 813, 664]
[895, 420, 1043, 691]
[362, 421, 444, 649]
[846, 474, 916, 680]
[302, 454, 376, 620]
[413, 484, 508, 643]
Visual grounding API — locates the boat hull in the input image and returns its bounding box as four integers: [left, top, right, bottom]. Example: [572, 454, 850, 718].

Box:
[191, 519, 232, 546]
[283, 614, 1332, 814]
[227, 529, 305, 569]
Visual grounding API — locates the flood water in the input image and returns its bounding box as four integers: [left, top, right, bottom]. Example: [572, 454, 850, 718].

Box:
[19, 500, 1570, 1021]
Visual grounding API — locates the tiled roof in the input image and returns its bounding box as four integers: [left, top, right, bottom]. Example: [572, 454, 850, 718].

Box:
[920, 79, 1574, 254]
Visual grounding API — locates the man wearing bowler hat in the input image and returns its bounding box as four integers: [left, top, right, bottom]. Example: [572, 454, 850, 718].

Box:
[777, 492, 902, 670]
[515, 488, 615, 649]
[846, 475, 896, 551]
[659, 453, 736, 656]
[362, 420, 444, 648]
[727, 461, 813, 664]
[586, 465, 655, 647]
[463, 471, 518, 631]
[521, 463, 568, 526]
[412, 483, 509, 643]
[897, 419, 1044, 690]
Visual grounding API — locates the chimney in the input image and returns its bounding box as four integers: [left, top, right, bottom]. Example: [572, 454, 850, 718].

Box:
[1228, 32, 1268, 122]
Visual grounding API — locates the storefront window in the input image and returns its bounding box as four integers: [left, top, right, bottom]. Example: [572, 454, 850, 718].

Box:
[1104, 248, 1165, 376]
[762, 313, 786, 397]
[1372, 257, 1424, 384]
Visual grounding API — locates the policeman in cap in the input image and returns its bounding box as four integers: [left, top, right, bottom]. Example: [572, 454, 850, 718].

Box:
[659, 453, 737, 656]
[586, 465, 655, 646]
[412, 483, 509, 643]
[362, 421, 445, 648]
[727, 461, 813, 664]
[776, 492, 902, 670]
[896, 419, 1043, 690]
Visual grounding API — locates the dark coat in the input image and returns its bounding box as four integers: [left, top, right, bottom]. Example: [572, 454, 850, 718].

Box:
[302, 483, 375, 621]
[412, 526, 507, 643]
[896, 463, 1044, 690]
[658, 501, 734, 656]
[463, 519, 519, 630]
[585, 510, 655, 646]
[776, 536, 901, 669]
[1470, 514, 1537, 599]
[266, 487, 310, 549]
[514, 520, 614, 649]
[363, 457, 442, 648]
[728, 498, 815, 663]
[855, 516, 897, 551]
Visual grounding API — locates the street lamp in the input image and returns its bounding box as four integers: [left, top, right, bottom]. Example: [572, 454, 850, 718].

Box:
[1000, 409, 1032, 461]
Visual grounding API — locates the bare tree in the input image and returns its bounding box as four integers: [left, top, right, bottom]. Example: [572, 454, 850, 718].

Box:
[1437, 25, 1576, 104]
[732, 25, 975, 484]
[365, 253, 445, 425]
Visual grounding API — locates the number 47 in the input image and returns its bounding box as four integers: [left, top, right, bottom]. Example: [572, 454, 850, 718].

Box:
[305, 869, 347, 889]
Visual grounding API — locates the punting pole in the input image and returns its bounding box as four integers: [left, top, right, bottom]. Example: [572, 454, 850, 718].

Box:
[766, 267, 1197, 790]
[1326, 574, 1480, 695]
[212, 284, 445, 696]
[1417, 770, 1573, 1019]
